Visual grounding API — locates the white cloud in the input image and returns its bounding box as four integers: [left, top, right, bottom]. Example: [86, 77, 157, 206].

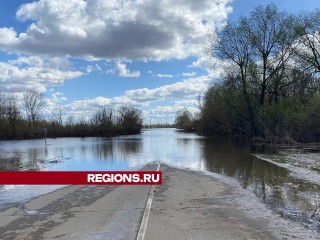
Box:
[95, 64, 102, 71]
[84, 63, 103, 73]
[63, 74, 212, 119]
[143, 104, 199, 123]
[70, 96, 146, 109]
[0, 27, 18, 45]
[85, 65, 95, 73]
[116, 62, 140, 78]
[51, 91, 67, 102]
[0, 0, 233, 124]
[188, 55, 214, 70]
[125, 75, 211, 101]
[182, 71, 197, 77]
[0, 56, 82, 93]
[65, 95, 147, 118]
[0, 0, 232, 61]
[175, 99, 198, 106]
[157, 74, 173, 78]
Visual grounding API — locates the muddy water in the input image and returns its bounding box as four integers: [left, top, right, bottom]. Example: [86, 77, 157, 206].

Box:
[0, 128, 319, 231]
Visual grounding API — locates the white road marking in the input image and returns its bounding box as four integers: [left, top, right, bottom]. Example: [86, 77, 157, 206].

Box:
[136, 163, 161, 240]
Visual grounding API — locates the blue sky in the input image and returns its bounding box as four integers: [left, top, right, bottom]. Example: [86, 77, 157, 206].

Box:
[0, 0, 319, 124]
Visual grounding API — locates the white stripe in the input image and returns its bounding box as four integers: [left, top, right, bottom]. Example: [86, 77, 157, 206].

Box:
[136, 163, 161, 240]
[156, 162, 161, 171]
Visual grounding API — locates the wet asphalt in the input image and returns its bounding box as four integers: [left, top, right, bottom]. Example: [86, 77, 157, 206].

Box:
[0, 164, 318, 240]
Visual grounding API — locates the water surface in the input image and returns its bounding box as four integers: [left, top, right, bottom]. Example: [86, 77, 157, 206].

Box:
[0, 128, 319, 230]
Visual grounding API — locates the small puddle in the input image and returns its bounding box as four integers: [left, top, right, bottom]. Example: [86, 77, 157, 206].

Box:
[19, 205, 48, 216]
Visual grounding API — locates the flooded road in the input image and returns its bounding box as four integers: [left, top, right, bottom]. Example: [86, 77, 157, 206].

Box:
[0, 128, 319, 231]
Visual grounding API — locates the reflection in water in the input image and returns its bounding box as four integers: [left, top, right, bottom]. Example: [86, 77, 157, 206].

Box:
[0, 128, 319, 230]
[0, 151, 22, 192]
[0, 137, 143, 171]
[201, 138, 320, 230]
[0, 151, 22, 171]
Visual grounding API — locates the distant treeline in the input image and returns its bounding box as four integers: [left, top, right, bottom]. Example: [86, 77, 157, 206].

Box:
[0, 91, 143, 139]
[145, 123, 176, 128]
[176, 4, 320, 143]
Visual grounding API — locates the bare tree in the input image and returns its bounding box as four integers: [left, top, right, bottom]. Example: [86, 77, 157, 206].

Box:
[66, 115, 74, 126]
[53, 105, 64, 125]
[91, 107, 114, 136]
[0, 94, 6, 134]
[249, 4, 296, 105]
[6, 95, 21, 138]
[23, 90, 46, 133]
[117, 106, 143, 134]
[214, 16, 257, 135]
[294, 9, 320, 73]
[212, 4, 296, 137]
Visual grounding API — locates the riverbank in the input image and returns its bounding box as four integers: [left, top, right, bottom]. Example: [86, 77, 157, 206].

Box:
[0, 164, 318, 239]
[254, 148, 320, 185]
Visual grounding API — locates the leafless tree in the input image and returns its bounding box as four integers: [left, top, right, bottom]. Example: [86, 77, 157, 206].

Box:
[53, 105, 64, 125]
[91, 107, 114, 136]
[0, 94, 6, 131]
[249, 4, 296, 106]
[23, 89, 46, 127]
[6, 95, 21, 138]
[212, 4, 296, 136]
[214, 15, 257, 134]
[117, 106, 143, 134]
[66, 115, 74, 126]
[294, 9, 320, 73]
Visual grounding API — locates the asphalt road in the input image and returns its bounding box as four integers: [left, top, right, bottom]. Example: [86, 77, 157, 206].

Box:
[0, 164, 318, 239]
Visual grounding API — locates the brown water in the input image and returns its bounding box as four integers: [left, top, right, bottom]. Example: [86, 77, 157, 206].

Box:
[0, 128, 319, 231]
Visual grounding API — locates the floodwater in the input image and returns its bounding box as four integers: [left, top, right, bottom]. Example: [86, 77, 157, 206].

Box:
[0, 128, 319, 231]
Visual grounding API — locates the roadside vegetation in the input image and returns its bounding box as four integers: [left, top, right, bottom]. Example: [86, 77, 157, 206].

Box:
[174, 109, 194, 132]
[176, 4, 320, 143]
[0, 90, 143, 139]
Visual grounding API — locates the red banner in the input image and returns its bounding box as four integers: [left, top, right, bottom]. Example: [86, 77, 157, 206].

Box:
[0, 171, 162, 185]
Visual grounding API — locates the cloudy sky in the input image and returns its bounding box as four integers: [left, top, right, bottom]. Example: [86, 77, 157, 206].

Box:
[0, 0, 319, 124]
